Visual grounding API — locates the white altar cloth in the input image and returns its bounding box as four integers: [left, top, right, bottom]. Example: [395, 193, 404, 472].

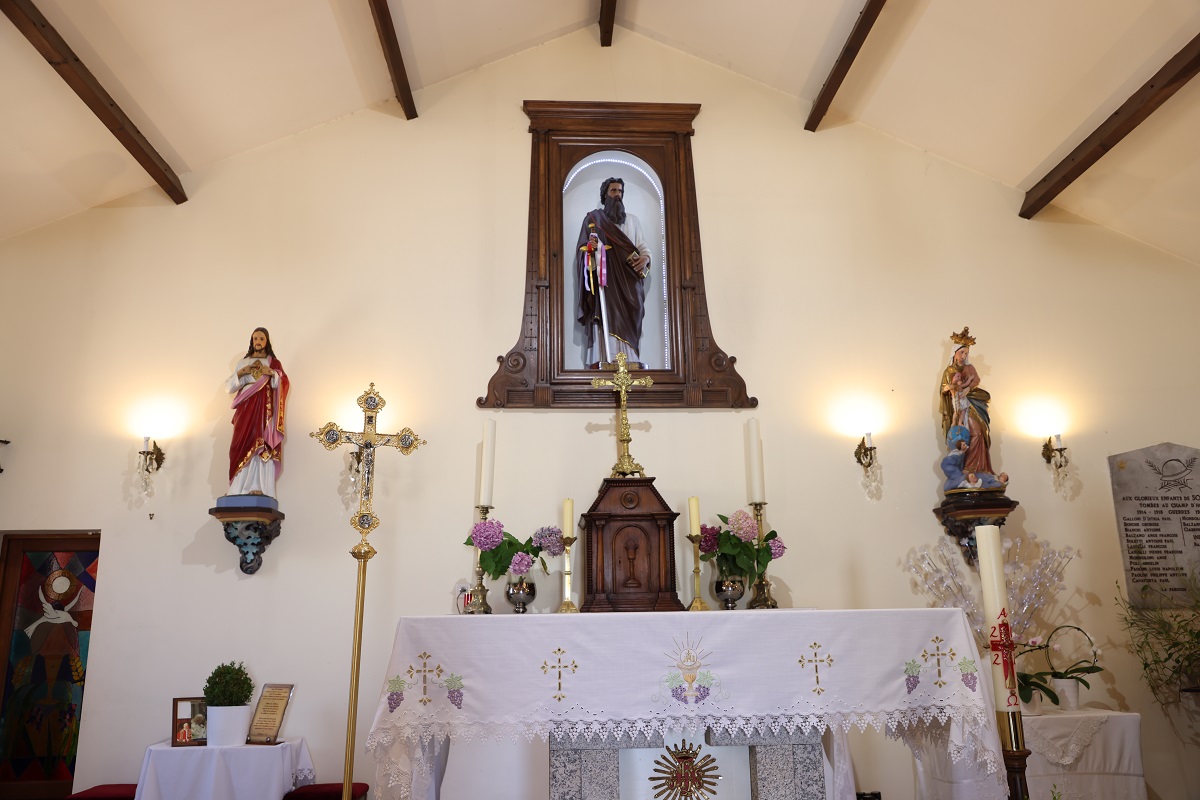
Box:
[365, 608, 1004, 800]
[134, 737, 315, 800]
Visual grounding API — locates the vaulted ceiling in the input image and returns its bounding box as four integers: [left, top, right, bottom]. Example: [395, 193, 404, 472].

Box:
[4, 0, 1199, 264]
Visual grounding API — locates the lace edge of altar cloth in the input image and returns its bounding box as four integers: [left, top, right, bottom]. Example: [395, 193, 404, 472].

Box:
[364, 707, 1003, 800]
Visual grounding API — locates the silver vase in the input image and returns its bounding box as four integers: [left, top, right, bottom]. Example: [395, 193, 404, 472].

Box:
[505, 576, 536, 614]
[714, 576, 745, 610]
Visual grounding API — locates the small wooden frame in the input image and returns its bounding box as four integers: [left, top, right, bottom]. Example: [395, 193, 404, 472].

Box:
[247, 683, 294, 744]
[171, 697, 207, 747]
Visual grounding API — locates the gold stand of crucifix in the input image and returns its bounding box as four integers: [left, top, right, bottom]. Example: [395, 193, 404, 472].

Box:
[591, 352, 653, 478]
[311, 384, 425, 800]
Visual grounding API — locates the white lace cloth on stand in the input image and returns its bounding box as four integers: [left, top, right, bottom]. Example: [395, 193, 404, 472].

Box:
[364, 608, 1005, 800]
[1024, 710, 1108, 766]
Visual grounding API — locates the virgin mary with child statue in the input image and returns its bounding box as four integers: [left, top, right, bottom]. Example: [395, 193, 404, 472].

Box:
[940, 327, 1008, 494]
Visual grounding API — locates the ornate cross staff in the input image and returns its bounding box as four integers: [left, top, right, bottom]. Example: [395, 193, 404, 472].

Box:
[591, 352, 653, 477]
[311, 383, 425, 800]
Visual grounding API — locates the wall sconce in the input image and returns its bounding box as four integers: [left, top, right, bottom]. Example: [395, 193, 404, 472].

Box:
[0, 439, 9, 474]
[854, 433, 882, 500]
[137, 437, 165, 496]
[1042, 434, 1069, 479]
[854, 433, 877, 470]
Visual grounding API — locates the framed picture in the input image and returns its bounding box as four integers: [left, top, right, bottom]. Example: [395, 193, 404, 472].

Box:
[171, 696, 207, 747]
[247, 683, 294, 745]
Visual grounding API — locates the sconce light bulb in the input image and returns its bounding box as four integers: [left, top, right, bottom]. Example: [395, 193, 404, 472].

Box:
[1054, 434, 1063, 449]
[865, 432, 873, 448]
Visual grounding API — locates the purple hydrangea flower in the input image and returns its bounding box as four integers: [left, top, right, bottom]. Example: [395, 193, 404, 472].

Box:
[729, 509, 758, 542]
[532, 525, 565, 556]
[768, 537, 786, 560]
[699, 524, 720, 553]
[470, 519, 504, 551]
[510, 551, 534, 575]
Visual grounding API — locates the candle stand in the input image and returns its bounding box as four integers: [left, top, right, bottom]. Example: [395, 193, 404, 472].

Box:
[746, 501, 778, 609]
[464, 505, 493, 615]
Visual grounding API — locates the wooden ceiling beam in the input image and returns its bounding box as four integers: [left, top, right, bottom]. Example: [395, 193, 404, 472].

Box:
[1, 0, 186, 203]
[367, 0, 417, 120]
[805, 0, 887, 132]
[1021, 31, 1200, 219]
[599, 0, 616, 47]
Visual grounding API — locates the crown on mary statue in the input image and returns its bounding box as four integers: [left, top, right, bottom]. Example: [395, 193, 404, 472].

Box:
[950, 327, 976, 347]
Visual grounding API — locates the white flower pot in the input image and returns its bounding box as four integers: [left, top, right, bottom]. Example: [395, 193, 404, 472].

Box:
[1019, 692, 1042, 716]
[206, 705, 252, 746]
[1051, 678, 1080, 711]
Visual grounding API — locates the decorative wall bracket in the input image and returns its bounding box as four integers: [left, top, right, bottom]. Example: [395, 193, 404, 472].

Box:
[932, 492, 1018, 566]
[208, 504, 285, 575]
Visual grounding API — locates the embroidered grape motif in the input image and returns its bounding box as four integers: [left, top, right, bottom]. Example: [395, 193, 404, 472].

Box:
[903, 659, 922, 694]
[695, 685, 710, 703]
[386, 676, 407, 712]
[956, 658, 978, 692]
[444, 673, 465, 709]
[671, 685, 687, 703]
[447, 689, 464, 709]
[961, 673, 978, 692]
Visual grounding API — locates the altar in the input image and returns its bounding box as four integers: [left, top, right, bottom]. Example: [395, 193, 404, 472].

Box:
[364, 608, 1005, 800]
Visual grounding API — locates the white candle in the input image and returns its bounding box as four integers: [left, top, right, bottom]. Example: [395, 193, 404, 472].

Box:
[976, 525, 1018, 711]
[1054, 434, 1063, 450]
[688, 496, 701, 538]
[142, 436, 150, 452]
[478, 419, 496, 507]
[747, 419, 765, 503]
[865, 432, 873, 448]
[562, 498, 574, 535]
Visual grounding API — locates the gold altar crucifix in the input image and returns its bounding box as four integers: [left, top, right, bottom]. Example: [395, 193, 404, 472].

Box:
[592, 352, 653, 477]
[311, 383, 425, 800]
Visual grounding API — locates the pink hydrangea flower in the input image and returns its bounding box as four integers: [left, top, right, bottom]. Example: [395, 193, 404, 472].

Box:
[470, 519, 504, 551]
[768, 538, 786, 560]
[533, 526, 565, 556]
[729, 509, 758, 542]
[699, 524, 720, 553]
[510, 551, 534, 575]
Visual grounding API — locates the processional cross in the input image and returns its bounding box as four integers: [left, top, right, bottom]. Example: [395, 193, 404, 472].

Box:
[311, 383, 425, 800]
[592, 352, 653, 477]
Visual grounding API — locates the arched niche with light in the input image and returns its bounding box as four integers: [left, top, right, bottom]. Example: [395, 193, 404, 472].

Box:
[478, 101, 755, 409]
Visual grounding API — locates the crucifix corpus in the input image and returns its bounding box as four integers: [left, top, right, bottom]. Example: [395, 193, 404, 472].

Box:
[592, 352, 653, 478]
[311, 384, 425, 800]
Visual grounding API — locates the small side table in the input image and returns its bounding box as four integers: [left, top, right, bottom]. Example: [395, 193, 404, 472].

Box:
[1024, 708, 1147, 800]
[135, 737, 315, 800]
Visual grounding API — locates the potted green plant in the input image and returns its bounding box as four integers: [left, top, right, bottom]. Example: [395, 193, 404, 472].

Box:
[1014, 625, 1102, 711]
[203, 661, 255, 746]
[1117, 580, 1200, 709]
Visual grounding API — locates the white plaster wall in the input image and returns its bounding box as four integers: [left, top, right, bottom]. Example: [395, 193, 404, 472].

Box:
[2, 25, 1198, 799]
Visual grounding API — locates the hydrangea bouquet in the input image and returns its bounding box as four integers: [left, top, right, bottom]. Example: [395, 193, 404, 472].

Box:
[464, 520, 564, 580]
[697, 509, 785, 584]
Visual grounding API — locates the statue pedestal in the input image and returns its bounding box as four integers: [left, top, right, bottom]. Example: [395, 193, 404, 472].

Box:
[208, 498, 284, 575]
[932, 489, 1018, 565]
[579, 477, 685, 612]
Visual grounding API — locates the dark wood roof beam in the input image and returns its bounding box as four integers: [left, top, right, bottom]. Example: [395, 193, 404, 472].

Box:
[599, 0, 616, 47]
[1021, 30, 1200, 219]
[367, 0, 417, 120]
[805, 0, 887, 132]
[1, 0, 186, 203]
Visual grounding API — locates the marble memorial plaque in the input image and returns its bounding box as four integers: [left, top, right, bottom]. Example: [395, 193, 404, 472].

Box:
[1109, 442, 1200, 607]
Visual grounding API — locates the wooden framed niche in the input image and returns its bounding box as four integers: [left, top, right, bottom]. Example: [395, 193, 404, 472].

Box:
[478, 101, 756, 409]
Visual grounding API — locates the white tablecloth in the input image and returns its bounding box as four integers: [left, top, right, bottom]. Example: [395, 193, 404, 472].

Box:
[365, 608, 1005, 800]
[1025, 708, 1147, 800]
[915, 707, 1147, 800]
[135, 737, 316, 800]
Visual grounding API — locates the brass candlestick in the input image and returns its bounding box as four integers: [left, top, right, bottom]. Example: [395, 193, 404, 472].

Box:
[464, 505, 493, 614]
[746, 501, 778, 609]
[685, 532, 711, 611]
[558, 535, 579, 613]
